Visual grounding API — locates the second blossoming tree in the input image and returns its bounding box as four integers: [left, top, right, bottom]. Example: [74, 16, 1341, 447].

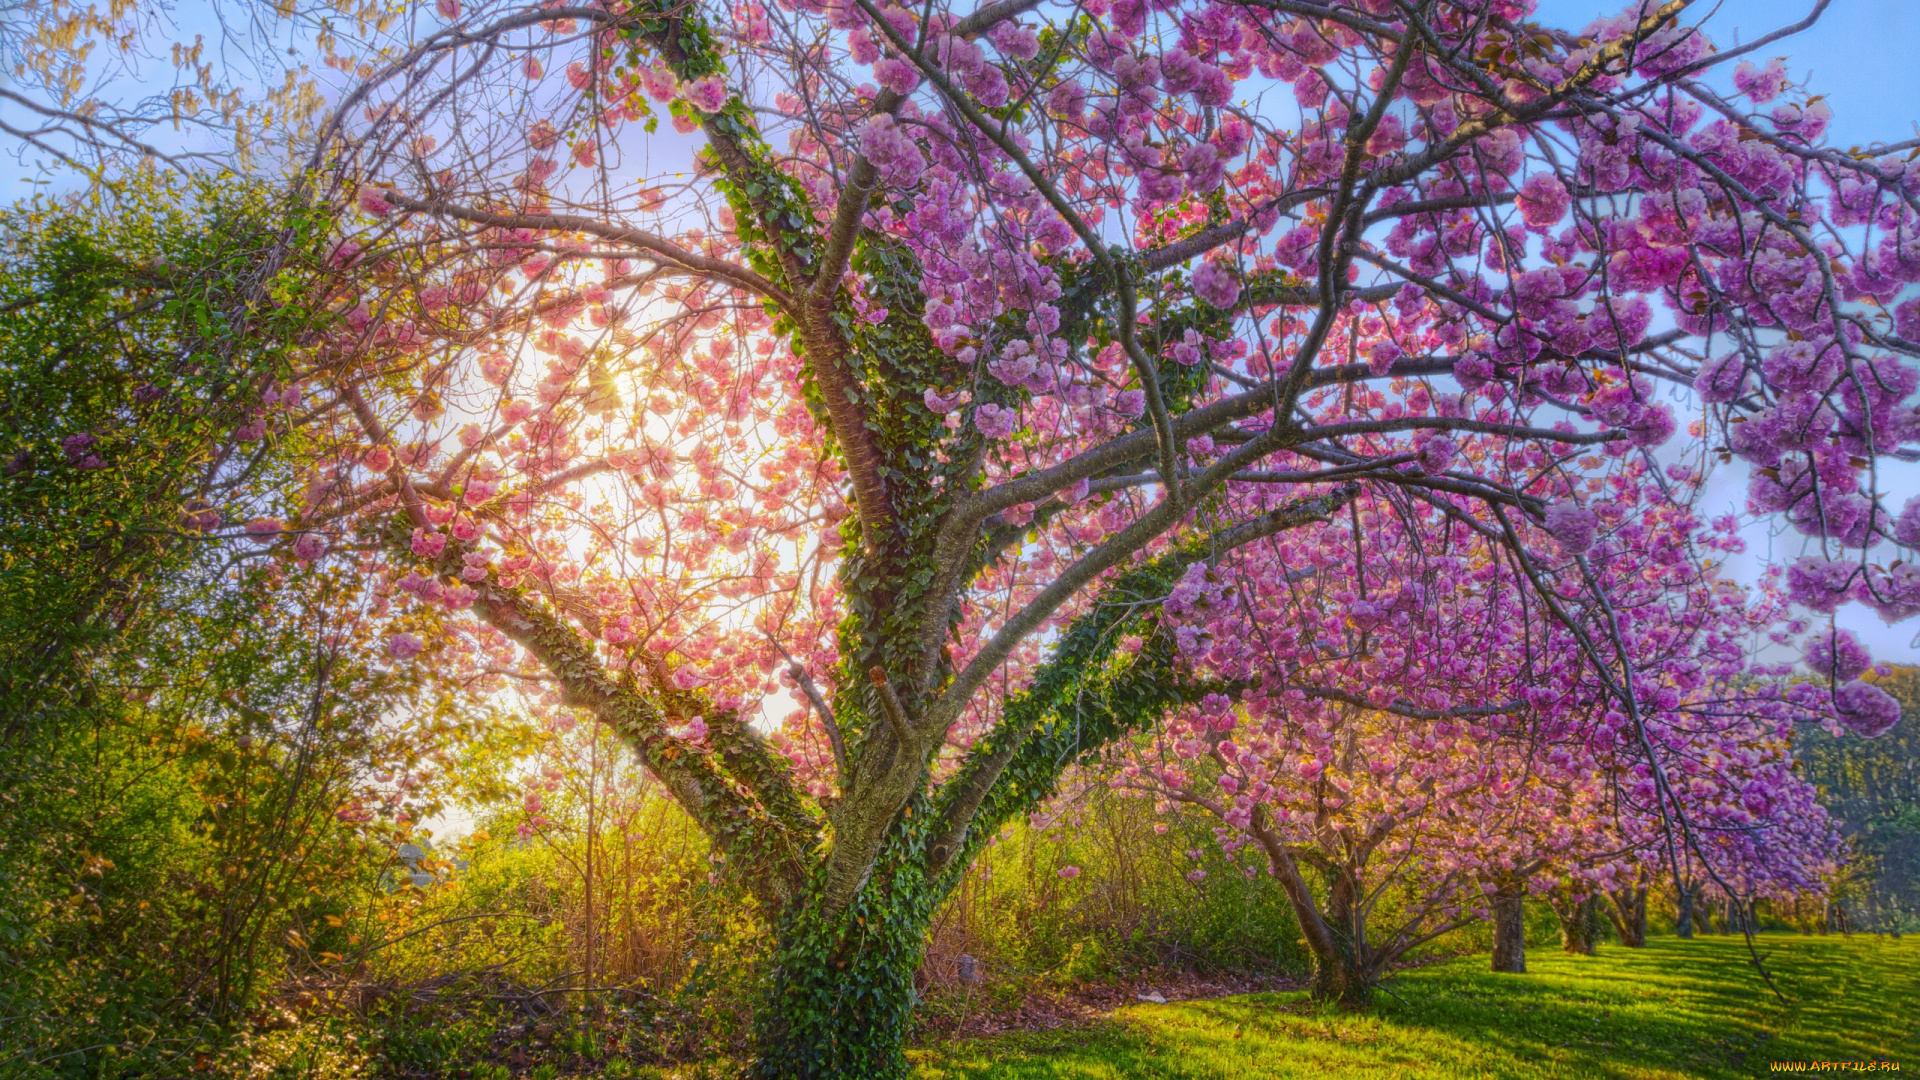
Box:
[1128, 466, 1843, 999]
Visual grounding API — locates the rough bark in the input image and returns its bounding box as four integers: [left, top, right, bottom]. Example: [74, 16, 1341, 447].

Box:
[1246, 811, 1371, 1005]
[1606, 887, 1648, 948]
[1552, 894, 1602, 955]
[1675, 883, 1701, 939]
[1490, 885, 1527, 973]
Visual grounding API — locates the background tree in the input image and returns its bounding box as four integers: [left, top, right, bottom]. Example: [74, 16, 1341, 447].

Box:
[1795, 665, 1920, 932]
[1128, 479, 1839, 1000]
[0, 178, 459, 1076]
[0, 0, 415, 178]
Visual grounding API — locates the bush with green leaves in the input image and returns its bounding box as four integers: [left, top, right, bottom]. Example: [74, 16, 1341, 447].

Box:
[1795, 668, 1920, 933]
[0, 177, 443, 1078]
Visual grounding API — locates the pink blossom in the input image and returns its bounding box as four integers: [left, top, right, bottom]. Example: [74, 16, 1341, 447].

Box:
[1733, 58, 1790, 104]
[684, 75, 729, 113]
[974, 402, 1018, 439]
[181, 502, 220, 533]
[1057, 865, 1082, 880]
[874, 58, 919, 95]
[357, 186, 394, 217]
[1191, 261, 1240, 309]
[1897, 497, 1920, 549]
[641, 67, 679, 103]
[387, 633, 424, 661]
[1834, 679, 1900, 737]
[1182, 142, 1225, 192]
[1047, 79, 1086, 120]
[1416, 436, 1456, 475]
[1772, 99, 1831, 141]
[60, 433, 96, 462]
[988, 21, 1040, 61]
[1857, 563, 1920, 624]
[923, 387, 970, 414]
[410, 528, 447, 559]
[669, 716, 710, 741]
[1695, 353, 1749, 404]
[1369, 342, 1402, 377]
[855, 115, 925, 185]
[1895, 299, 1920, 342]
[1805, 627, 1871, 681]
[1786, 557, 1855, 613]
[1517, 172, 1570, 229]
[1543, 502, 1599, 554]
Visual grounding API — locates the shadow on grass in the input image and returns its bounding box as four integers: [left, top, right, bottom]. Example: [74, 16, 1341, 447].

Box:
[911, 935, 1920, 1080]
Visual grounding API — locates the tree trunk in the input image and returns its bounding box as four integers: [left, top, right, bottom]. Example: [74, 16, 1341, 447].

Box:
[1675, 883, 1700, 939]
[1306, 944, 1372, 1007]
[1491, 885, 1527, 973]
[1606, 888, 1647, 948]
[1294, 869, 1372, 1006]
[749, 850, 935, 1079]
[1315, 868, 1372, 1005]
[1247, 816, 1372, 1006]
[1553, 894, 1602, 955]
[752, 933, 921, 1079]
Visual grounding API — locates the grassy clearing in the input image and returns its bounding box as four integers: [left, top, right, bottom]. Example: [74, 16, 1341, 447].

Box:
[911, 934, 1920, 1079]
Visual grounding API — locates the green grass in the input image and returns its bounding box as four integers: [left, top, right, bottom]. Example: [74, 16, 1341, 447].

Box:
[912, 934, 1920, 1078]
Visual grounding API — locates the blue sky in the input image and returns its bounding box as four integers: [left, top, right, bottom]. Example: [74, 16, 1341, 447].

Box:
[1535, 0, 1920, 150]
[1530, 2, 1920, 666]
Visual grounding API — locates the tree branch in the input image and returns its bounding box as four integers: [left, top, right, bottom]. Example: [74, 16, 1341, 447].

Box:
[868, 666, 913, 743]
[384, 194, 796, 309]
[921, 485, 1361, 878]
[792, 663, 848, 781]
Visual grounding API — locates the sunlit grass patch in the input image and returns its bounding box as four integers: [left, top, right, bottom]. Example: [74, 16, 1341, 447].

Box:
[913, 934, 1920, 1079]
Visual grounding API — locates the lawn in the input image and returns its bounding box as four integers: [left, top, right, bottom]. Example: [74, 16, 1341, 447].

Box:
[912, 935, 1920, 1079]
